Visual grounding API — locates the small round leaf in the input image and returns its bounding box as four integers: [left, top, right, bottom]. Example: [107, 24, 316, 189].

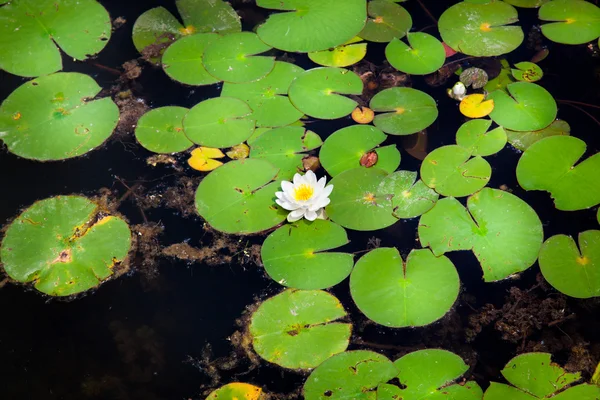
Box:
[539, 0, 600, 45]
[162, 33, 221, 86]
[359, 0, 412, 43]
[135, 106, 193, 154]
[456, 119, 507, 156]
[385, 32, 446, 75]
[206, 383, 262, 400]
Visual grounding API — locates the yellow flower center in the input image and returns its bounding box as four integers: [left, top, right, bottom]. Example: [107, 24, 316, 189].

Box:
[294, 184, 314, 201]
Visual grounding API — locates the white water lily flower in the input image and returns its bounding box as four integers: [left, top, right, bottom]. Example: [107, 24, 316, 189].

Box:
[275, 170, 333, 222]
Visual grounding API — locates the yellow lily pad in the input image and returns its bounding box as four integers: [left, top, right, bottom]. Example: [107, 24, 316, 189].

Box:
[188, 147, 225, 171]
[206, 382, 262, 400]
[226, 143, 250, 160]
[459, 94, 494, 118]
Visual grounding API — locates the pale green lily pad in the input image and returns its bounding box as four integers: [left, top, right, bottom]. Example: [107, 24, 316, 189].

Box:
[132, 0, 240, 62]
[539, 0, 600, 45]
[385, 32, 446, 75]
[203, 32, 275, 83]
[421, 145, 491, 197]
[516, 136, 600, 211]
[0, 0, 111, 77]
[308, 41, 367, 68]
[370, 87, 438, 135]
[261, 220, 353, 289]
[350, 248, 459, 327]
[183, 97, 255, 148]
[539, 230, 600, 299]
[438, 1, 524, 57]
[256, 0, 367, 52]
[456, 119, 507, 156]
[379, 170, 439, 219]
[0, 72, 119, 161]
[319, 125, 400, 177]
[506, 119, 570, 151]
[303, 350, 398, 400]
[0, 196, 131, 297]
[378, 350, 483, 400]
[359, 0, 412, 43]
[249, 126, 322, 180]
[162, 33, 221, 86]
[195, 159, 286, 234]
[419, 188, 544, 282]
[484, 353, 600, 400]
[488, 82, 557, 131]
[503, 0, 549, 8]
[512, 61, 543, 82]
[249, 289, 351, 369]
[288, 67, 363, 120]
[221, 61, 304, 127]
[135, 106, 192, 154]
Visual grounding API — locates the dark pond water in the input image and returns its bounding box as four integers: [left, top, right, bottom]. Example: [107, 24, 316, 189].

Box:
[1, 1, 600, 399]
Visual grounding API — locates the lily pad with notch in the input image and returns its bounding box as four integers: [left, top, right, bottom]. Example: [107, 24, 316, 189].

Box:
[249, 126, 322, 180]
[303, 350, 398, 400]
[195, 158, 286, 234]
[512, 61, 543, 82]
[419, 188, 544, 282]
[503, 0, 549, 8]
[261, 219, 354, 289]
[516, 136, 600, 211]
[135, 106, 193, 154]
[0, 0, 111, 77]
[487, 82, 557, 131]
[308, 37, 367, 68]
[378, 349, 483, 400]
[0, 195, 131, 297]
[202, 32, 275, 83]
[359, 0, 412, 43]
[370, 87, 438, 136]
[456, 119, 507, 156]
[484, 352, 600, 400]
[350, 248, 459, 328]
[506, 119, 570, 151]
[385, 32, 446, 75]
[255, 0, 367, 52]
[161, 33, 221, 86]
[0, 72, 119, 161]
[539, 230, 600, 299]
[378, 170, 439, 219]
[183, 97, 255, 148]
[288, 67, 363, 120]
[319, 125, 400, 177]
[539, 0, 600, 45]
[221, 61, 304, 127]
[249, 289, 351, 369]
[438, 1, 524, 57]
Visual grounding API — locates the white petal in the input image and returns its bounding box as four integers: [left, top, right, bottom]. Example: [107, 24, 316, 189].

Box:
[321, 184, 333, 198]
[275, 191, 284, 200]
[305, 210, 318, 221]
[276, 199, 300, 211]
[293, 173, 303, 186]
[281, 180, 294, 193]
[287, 209, 305, 222]
[308, 197, 330, 211]
[306, 170, 317, 186]
[317, 176, 327, 190]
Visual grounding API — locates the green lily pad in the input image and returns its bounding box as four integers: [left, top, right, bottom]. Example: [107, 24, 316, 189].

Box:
[288, 67, 363, 120]
[503, 0, 548, 8]
[350, 248, 459, 327]
[249, 126, 323, 180]
[438, 1, 524, 57]
[488, 82, 557, 131]
[516, 136, 600, 211]
[319, 125, 401, 177]
[221, 61, 304, 127]
[539, 230, 600, 299]
[0, 72, 119, 161]
[419, 188, 544, 282]
[249, 289, 351, 369]
[378, 350, 483, 400]
[308, 40, 367, 68]
[161, 33, 221, 86]
[484, 59, 515, 93]
[379, 171, 439, 219]
[261, 220, 353, 289]
[359, 0, 412, 43]
[512, 61, 543, 82]
[385, 32, 446, 75]
[484, 353, 600, 400]
[195, 159, 286, 234]
[506, 119, 570, 151]
[421, 145, 491, 197]
[255, 0, 367, 52]
[0, 0, 111, 77]
[303, 350, 398, 400]
[206, 383, 263, 400]
[0, 196, 131, 297]
[456, 119, 507, 156]
[370, 87, 438, 136]
[183, 97, 255, 148]
[202, 32, 275, 83]
[539, 0, 600, 45]
[135, 107, 193, 154]
[132, 0, 240, 62]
